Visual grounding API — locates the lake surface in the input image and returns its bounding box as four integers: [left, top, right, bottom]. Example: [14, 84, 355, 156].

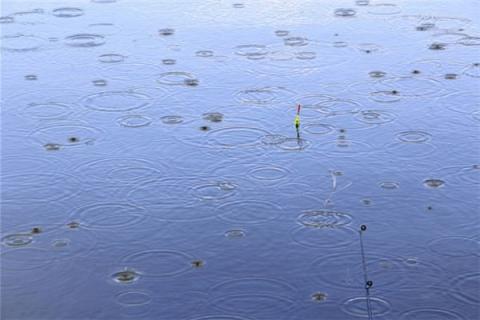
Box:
[1, 0, 479, 319]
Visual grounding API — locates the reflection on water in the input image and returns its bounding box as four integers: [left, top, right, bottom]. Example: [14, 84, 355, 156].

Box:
[1, 0, 479, 319]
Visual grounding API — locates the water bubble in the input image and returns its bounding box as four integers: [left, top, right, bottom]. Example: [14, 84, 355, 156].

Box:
[423, 178, 445, 188]
[117, 115, 152, 128]
[203, 112, 224, 122]
[24, 74, 37, 80]
[2, 234, 33, 247]
[225, 229, 246, 239]
[416, 22, 435, 31]
[52, 7, 84, 18]
[333, 41, 348, 47]
[112, 268, 140, 284]
[161, 115, 183, 124]
[334, 8, 356, 17]
[158, 28, 175, 36]
[191, 260, 205, 268]
[65, 34, 105, 47]
[196, 50, 214, 57]
[369, 70, 386, 78]
[297, 210, 352, 228]
[98, 53, 126, 63]
[429, 42, 447, 50]
[44, 143, 61, 151]
[67, 221, 81, 229]
[284, 36, 308, 46]
[275, 30, 289, 37]
[162, 58, 176, 65]
[92, 79, 107, 86]
[0, 16, 14, 23]
[444, 73, 458, 79]
[396, 131, 432, 143]
[184, 78, 199, 86]
[380, 181, 399, 190]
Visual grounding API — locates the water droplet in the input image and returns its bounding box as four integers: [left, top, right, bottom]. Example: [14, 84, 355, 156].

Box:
[112, 268, 140, 284]
[311, 292, 328, 302]
[429, 42, 447, 50]
[158, 28, 175, 36]
[423, 178, 445, 188]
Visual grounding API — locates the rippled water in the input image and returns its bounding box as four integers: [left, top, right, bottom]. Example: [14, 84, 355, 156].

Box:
[1, 0, 479, 319]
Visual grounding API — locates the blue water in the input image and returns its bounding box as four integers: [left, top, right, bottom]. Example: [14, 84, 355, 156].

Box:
[1, 1, 479, 319]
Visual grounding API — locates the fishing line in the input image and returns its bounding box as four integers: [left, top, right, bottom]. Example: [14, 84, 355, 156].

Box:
[359, 224, 374, 320]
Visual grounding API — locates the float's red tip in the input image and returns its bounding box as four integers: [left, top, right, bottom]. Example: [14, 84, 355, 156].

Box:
[297, 104, 301, 114]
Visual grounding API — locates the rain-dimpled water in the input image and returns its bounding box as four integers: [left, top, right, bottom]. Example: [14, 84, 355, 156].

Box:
[1, 0, 479, 319]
